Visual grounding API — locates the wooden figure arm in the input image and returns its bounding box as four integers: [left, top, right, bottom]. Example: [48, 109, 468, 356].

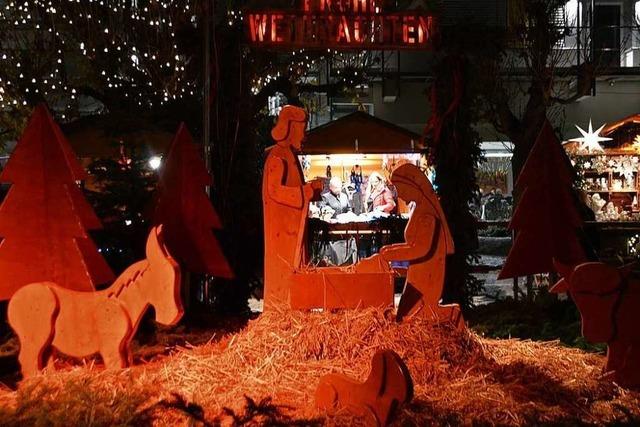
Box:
[266, 156, 304, 209]
[380, 216, 436, 262]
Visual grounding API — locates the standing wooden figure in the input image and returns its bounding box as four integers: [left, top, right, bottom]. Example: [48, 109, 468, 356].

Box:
[379, 164, 463, 328]
[551, 260, 640, 389]
[8, 226, 182, 378]
[262, 105, 323, 307]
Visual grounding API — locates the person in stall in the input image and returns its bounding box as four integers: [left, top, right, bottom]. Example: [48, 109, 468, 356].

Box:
[321, 177, 351, 219]
[318, 177, 356, 265]
[365, 171, 396, 214]
[346, 182, 365, 215]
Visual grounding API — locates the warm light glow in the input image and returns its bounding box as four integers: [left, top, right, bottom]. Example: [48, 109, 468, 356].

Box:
[148, 156, 162, 170]
[570, 120, 611, 153]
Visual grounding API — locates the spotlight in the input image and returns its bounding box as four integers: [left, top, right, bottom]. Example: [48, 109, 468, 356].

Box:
[148, 156, 162, 170]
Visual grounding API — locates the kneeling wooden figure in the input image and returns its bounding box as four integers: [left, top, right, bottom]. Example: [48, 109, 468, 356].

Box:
[8, 226, 182, 378]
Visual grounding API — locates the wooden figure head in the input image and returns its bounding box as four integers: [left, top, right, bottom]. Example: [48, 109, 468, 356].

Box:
[551, 260, 630, 343]
[391, 163, 454, 253]
[144, 226, 183, 326]
[271, 105, 307, 151]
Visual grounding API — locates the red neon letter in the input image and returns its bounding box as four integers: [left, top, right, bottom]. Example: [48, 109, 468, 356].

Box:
[403, 16, 417, 44]
[417, 16, 431, 44]
[336, 16, 351, 43]
[352, 0, 368, 13]
[271, 14, 285, 42]
[353, 17, 362, 42]
[249, 14, 268, 42]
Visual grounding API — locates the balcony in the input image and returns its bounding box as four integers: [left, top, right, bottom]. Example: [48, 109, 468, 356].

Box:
[506, 1, 640, 73]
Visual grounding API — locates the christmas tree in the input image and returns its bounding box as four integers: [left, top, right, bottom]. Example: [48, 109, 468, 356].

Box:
[0, 104, 114, 300]
[152, 123, 233, 279]
[498, 119, 586, 279]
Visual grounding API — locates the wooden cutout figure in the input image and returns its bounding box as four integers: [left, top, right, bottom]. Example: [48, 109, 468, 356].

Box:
[262, 105, 324, 307]
[264, 106, 395, 310]
[7, 226, 182, 378]
[289, 253, 394, 310]
[379, 164, 463, 328]
[551, 260, 640, 389]
[315, 350, 413, 426]
[499, 120, 586, 279]
[0, 103, 114, 300]
[152, 123, 233, 278]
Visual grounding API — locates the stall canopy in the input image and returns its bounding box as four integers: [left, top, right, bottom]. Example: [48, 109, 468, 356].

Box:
[303, 111, 423, 155]
[62, 115, 173, 160]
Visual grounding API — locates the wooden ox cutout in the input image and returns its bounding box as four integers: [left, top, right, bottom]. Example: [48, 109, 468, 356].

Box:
[315, 350, 413, 426]
[263, 105, 393, 310]
[7, 226, 183, 378]
[551, 260, 640, 389]
[379, 164, 464, 329]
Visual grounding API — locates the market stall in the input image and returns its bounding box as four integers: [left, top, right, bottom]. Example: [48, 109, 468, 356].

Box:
[300, 111, 426, 265]
[564, 115, 640, 260]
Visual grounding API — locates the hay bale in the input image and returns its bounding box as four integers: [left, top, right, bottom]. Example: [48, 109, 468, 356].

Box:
[0, 307, 639, 426]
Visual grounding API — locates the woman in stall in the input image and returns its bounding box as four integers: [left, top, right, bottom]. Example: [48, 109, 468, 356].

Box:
[365, 171, 396, 214]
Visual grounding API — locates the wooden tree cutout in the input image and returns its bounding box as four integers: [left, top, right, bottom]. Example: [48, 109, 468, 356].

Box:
[152, 123, 233, 278]
[315, 349, 413, 426]
[0, 103, 114, 300]
[498, 119, 586, 280]
[551, 261, 640, 389]
[380, 164, 464, 328]
[7, 226, 183, 378]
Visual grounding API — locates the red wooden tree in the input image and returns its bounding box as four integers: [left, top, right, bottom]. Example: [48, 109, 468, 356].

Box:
[151, 123, 233, 278]
[0, 103, 115, 300]
[498, 119, 586, 279]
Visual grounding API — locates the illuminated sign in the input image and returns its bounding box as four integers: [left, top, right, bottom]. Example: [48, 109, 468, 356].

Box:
[246, 0, 437, 50]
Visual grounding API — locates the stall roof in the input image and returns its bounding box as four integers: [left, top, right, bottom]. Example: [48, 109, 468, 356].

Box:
[62, 115, 174, 159]
[602, 114, 640, 136]
[302, 111, 423, 155]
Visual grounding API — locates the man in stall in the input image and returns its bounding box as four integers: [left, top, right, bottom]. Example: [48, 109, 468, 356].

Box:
[321, 177, 351, 219]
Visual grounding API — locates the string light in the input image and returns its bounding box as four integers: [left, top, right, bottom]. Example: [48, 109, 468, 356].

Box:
[0, 0, 200, 120]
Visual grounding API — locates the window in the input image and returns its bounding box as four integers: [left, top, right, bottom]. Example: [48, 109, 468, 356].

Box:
[594, 4, 621, 66]
[555, 0, 581, 49]
[268, 93, 285, 117]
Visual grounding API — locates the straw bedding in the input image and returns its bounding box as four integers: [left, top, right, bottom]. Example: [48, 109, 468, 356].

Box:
[0, 306, 638, 426]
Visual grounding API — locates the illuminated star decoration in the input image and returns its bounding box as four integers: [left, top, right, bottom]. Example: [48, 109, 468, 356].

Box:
[571, 120, 611, 153]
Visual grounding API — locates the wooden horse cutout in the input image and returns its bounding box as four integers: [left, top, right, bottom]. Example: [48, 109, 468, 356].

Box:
[379, 164, 464, 328]
[551, 260, 640, 389]
[315, 350, 413, 426]
[7, 226, 183, 378]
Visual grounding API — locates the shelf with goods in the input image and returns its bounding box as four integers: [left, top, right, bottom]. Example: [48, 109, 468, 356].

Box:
[572, 153, 640, 222]
[562, 116, 640, 261]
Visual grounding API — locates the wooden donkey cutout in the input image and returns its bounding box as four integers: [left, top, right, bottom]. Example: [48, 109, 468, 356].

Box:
[315, 350, 413, 426]
[551, 260, 640, 389]
[7, 226, 183, 378]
